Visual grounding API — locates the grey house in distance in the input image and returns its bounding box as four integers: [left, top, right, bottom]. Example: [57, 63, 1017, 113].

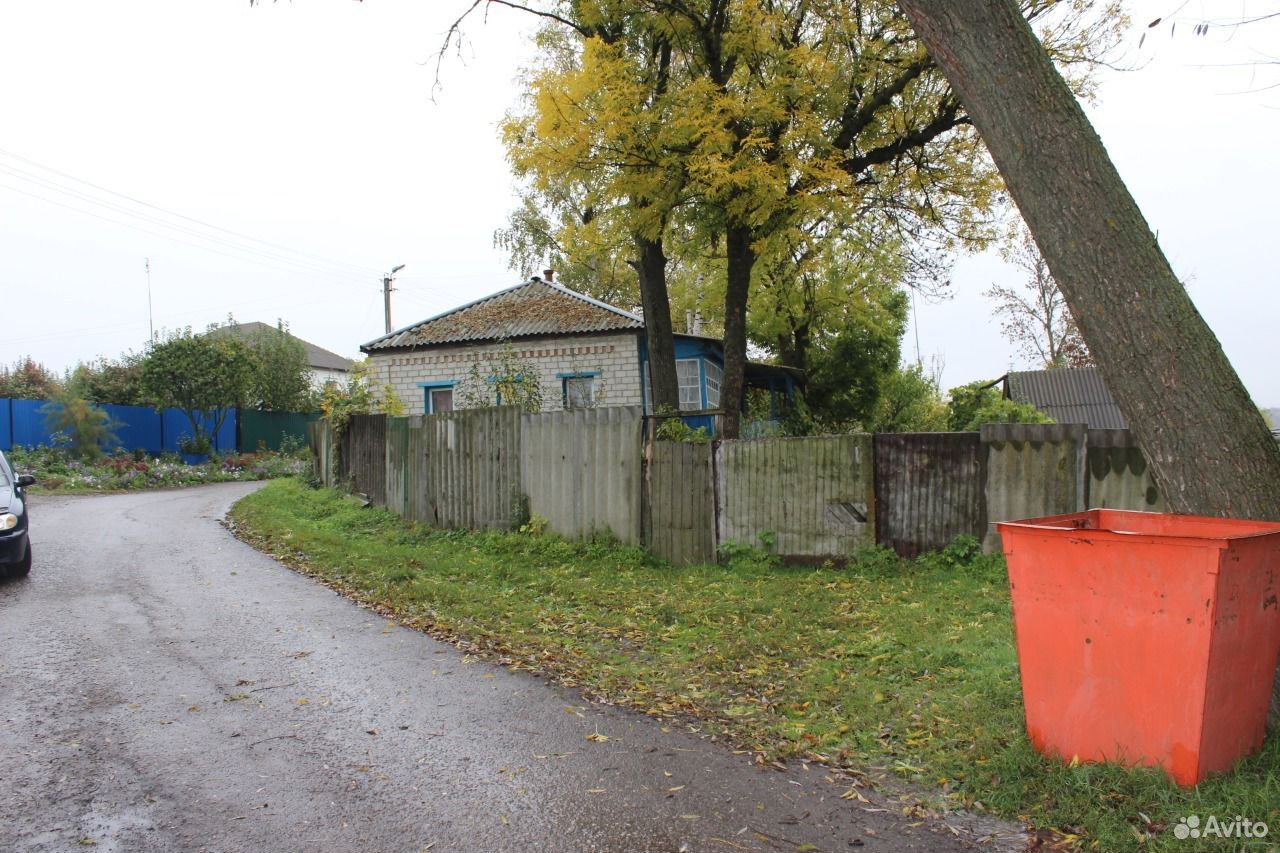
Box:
[210, 321, 354, 390]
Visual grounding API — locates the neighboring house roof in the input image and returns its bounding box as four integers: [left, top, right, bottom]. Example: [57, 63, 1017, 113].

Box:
[1004, 366, 1127, 429]
[210, 321, 354, 373]
[362, 278, 644, 353]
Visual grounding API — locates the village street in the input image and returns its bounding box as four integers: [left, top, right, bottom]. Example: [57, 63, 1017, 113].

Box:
[0, 483, 1017, 853]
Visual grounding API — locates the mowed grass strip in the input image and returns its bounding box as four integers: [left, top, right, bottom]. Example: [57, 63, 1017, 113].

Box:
[230, 479, 1280, 852]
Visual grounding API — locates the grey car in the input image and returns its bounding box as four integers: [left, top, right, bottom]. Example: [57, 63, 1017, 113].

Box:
[0, 449, 35, 577]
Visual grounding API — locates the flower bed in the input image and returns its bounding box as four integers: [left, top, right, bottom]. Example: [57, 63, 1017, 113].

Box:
[7, 445, 308, 492]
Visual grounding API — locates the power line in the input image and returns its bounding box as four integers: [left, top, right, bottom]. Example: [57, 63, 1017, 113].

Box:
[0, 165, 375, 288]
[0, 179, 368, 294]
[0, 147, 384, 279]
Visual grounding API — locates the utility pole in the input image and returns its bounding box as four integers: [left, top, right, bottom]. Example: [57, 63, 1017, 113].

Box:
[145, 257, 154, 343]
[383, 264, 405, 334]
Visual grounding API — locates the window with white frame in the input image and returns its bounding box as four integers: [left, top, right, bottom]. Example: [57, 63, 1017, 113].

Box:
[423, 384, 455, 414]
[563, 374, 597, 409]
[430, 388, 453, 413]
[676, 358, 702, 411]
[704, 360, 722, 409]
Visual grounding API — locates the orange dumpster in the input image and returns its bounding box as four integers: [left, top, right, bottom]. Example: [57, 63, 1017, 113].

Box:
[996, 509, 1280, 786]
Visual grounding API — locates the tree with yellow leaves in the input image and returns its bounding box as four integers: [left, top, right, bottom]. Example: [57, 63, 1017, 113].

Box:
[456, 0, 1122, 436]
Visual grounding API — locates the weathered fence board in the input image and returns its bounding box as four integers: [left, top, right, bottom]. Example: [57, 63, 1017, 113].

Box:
[646, 441, 716, 565]
[384, 417, 410, 516]
[717, 434, 874, 559]
[405, 407, 523, 530]
[340, 414, 387, 503]
[522, 406, 643, 543]
[309, 420, 334, 487]
[981, 422, 1087, 551]
[874, 432, 984, 558]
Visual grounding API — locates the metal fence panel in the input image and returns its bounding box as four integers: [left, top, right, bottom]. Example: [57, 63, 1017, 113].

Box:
[160, 409, 237, 453]
[874, 432, 984, 557]
[11, 399, 47, 448]
[1086, 428, 1167, 512]
[717, 434, 874, 559]
[241, 410, 319, 452]
[980, 422, 1087, 551]
[100, 404, 163, 452]
[521, 406, 643, 543]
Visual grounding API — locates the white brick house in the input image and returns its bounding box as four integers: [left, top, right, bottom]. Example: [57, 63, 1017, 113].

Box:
[361, 276, 800, 427]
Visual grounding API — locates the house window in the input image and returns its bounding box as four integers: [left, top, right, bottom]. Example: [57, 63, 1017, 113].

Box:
[429, 387, 453, 413]
[677, 358, 702, 411]
[704, 360, 722, 409]
[562, 374, 598, 410]
[420, 381, 456, 414]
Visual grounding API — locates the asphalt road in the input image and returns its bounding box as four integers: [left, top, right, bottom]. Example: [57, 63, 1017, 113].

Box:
[0, 483, 1020, 853]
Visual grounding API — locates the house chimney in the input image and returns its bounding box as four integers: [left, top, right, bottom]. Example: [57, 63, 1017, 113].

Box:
[543, 268, 555, 283]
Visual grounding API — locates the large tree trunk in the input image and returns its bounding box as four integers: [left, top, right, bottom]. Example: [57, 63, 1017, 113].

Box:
[635, 234, 680, 413]
[721, 224, 755, 439]
[897, 0, 1280, 718]
[898, 0, 1280, 518]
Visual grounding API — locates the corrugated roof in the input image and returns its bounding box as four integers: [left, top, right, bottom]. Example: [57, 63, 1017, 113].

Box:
[208, 321, 354, 372]
[362, 278, 644, 352]
[1006, 366, 1128, 429]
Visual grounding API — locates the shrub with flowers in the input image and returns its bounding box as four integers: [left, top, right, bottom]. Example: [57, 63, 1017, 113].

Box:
[7, 444, 308, 492]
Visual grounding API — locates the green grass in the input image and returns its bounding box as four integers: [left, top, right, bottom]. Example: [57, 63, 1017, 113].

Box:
[229, 479, 1280, 852]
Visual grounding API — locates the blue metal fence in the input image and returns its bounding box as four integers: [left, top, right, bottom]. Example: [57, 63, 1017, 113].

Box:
[161, 408, 236, 453]
[106, 404, 163, 452]
[12, 399, 48, 448]
[0, 398, 237, 454]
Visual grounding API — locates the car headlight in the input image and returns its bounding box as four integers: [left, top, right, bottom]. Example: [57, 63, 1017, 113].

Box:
[0, 513, 16, 531]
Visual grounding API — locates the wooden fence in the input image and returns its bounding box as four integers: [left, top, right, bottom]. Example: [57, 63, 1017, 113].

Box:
[405, 407, 523, 530]
[339, 414, 387, 506]
[314, 412, 1176, 563]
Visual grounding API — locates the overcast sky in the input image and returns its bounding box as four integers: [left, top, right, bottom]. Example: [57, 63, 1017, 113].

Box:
[3, 1, 1278, 406]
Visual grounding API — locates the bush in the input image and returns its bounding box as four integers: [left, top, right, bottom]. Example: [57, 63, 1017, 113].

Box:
[654, 414, 709, 444]
[40, 391, 119, 461]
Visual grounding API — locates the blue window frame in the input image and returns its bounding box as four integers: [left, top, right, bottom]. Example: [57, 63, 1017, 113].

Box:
[418, 381, 457, 414]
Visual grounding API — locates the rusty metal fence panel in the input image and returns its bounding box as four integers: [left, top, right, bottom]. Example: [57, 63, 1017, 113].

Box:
[645, 441, 716, 565]
[521, 406, 643, 543]
[717, 434, 874, 559]
[874, 432, 984, 558]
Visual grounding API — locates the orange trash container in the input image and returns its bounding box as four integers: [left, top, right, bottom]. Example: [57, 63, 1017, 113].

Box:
[996, 509, 1280, 786]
